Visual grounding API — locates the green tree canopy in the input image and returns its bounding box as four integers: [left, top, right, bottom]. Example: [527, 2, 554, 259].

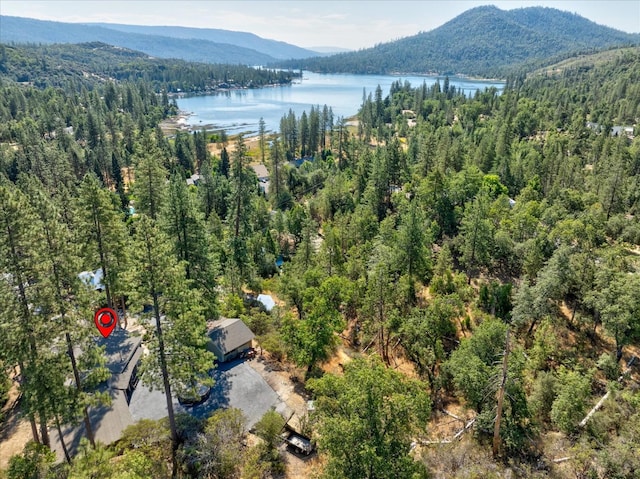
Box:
[308, 357, 431, 479]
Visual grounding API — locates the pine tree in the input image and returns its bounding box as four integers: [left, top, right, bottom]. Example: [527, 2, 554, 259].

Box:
[194, 128, 209, 171]
[460, 190, 494, 283]
[129, 214, 215, 472]
[227, 135, 256, 293]
[163, 174, 219, 319]
[258, 117, 266, 165]
[396, 201, 432, 282]
[269, 138, 288, 210]
[132, 133, 168, 220]
[0, 182, 60, 446]
[77, 174, 130, 311]
[21, 176, 110, 448]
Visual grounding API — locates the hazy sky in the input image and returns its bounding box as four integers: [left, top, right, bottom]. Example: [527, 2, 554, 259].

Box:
[1, 1, 638, 50]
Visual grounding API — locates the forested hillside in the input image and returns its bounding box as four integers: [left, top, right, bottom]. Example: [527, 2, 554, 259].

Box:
[281, 6, 640, 77]
[0, 42, 299, 91]
[1, 44, 639, 479]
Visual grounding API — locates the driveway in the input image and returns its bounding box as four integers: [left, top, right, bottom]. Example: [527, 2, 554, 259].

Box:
[129, 358, 288, 428]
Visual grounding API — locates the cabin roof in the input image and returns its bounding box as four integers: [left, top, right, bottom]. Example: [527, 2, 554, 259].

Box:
[251, 164, 269, 178]
[207, 317, 255, 356]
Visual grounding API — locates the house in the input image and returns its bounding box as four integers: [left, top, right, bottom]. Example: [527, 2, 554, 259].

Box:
[289, 156, 315, 168]
[186, 173, 201, 186]
[100, 327, 143, 403]
[611, 125, 635, 138]
[51, 326, 142, 461]
[251, 164, 270, 194]
[206, 317, 255, 362]
[251, 164, 269, 181]
[586, 121, 601, 132]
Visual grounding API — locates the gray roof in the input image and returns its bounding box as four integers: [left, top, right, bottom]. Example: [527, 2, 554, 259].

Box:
[251, 164, 269, 179]
[51, 327, 142, 461]
[110, 345, 143, 390]
[51, 388, 134, 462]
[98, 326, 142, 377]
[207, 317, 254, 355]
[186, 174, 201, 186]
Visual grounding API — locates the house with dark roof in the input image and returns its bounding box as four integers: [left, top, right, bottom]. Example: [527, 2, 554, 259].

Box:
[206, 317, 255, 362]
[289, 155, 315, 168]
[51, 326, 143, 461]
[100, 327, 143, 403]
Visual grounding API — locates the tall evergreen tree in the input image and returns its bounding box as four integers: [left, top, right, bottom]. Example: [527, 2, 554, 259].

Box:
[194, 128, 209, 171]
[22, 176, 109, 448]
[258, 117, 266, 165]
[227, 135, 256, 293]
[132, 133, 168, 220]
[77, 174, 129, 311]
[0, 182, 58, 446]
[269, 138, 288, 209]
[396, 201, 432, 283]
[460, 190, 494, 283]
[129, 215, 214, 472]
[163, 174, 219, 319]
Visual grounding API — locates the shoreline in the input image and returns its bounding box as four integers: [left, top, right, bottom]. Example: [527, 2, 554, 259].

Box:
[166, 80, 294, 99]
[160, 110, 266, 137]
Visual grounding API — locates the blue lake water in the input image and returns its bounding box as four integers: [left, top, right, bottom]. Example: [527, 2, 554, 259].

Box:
[177, 71, 504, 135]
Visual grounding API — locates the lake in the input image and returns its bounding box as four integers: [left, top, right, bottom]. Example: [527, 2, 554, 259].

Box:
[176, 71, 504, 135]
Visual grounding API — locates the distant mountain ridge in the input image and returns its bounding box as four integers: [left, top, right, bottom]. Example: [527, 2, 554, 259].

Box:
[0, 15, 320, 65]
[85, 22, 318, 60]
[280, 5, 640, 77]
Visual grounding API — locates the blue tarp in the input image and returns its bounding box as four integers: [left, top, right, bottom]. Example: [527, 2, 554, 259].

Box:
[257, 294, 275, 312]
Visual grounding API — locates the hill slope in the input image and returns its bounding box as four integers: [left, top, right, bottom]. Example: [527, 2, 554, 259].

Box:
[86, 23, 319, 60]
[0, 42, 298, 91]
[0, 16, 318, 64]
[280, 6, 640, 77]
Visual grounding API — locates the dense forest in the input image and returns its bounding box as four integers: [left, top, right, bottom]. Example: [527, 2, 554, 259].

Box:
[278, 6, 640, 78]
[0, 42, 640, 479]
[0, 43, 299, 92]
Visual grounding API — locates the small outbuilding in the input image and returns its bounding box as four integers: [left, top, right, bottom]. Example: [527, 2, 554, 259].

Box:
[207, 317, 255, 362]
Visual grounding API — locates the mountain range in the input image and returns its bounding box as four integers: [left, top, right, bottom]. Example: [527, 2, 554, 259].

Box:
[0, 15, 320, 65]
[279, 6, 640, 77]
[2, 6, 639, 78]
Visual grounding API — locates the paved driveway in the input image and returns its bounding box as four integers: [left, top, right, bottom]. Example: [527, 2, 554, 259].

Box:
[129, 358, 287, 427]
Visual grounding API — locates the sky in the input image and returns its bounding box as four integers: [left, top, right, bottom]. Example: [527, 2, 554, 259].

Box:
[1, 0, 639, 50]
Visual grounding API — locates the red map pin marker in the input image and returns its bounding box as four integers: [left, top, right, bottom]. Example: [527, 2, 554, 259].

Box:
[94, 307, 117, 338]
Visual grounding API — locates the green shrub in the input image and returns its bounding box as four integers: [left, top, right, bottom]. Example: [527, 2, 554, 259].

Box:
[6, 442, 55, 479]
